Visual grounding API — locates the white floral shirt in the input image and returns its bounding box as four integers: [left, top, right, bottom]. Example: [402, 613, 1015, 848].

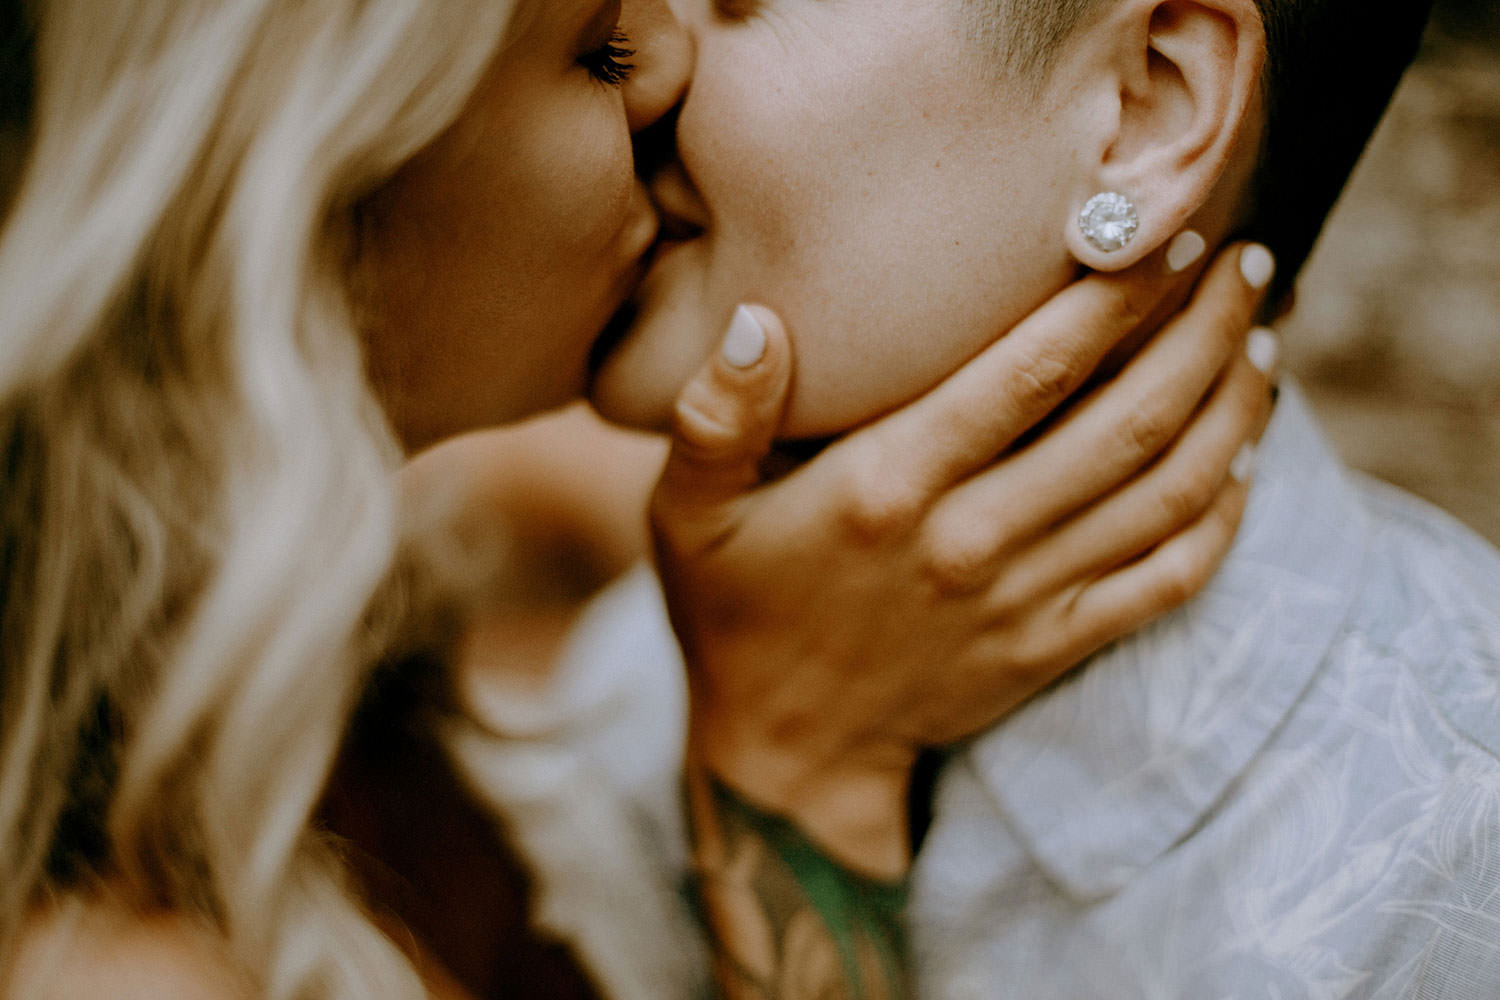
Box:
[910, 383, 1500, 999]
[520, 382, 1500, 1000]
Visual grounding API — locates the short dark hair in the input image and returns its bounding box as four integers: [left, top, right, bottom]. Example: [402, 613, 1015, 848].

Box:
[973, 0, 1437, 303]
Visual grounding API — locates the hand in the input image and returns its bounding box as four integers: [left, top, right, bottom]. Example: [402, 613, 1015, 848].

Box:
[653, 238, 1278, 876]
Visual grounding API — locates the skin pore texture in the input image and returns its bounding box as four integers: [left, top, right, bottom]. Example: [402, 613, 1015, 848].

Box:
[591, 0, 1263, 438]
[593, 0, 1079, 438]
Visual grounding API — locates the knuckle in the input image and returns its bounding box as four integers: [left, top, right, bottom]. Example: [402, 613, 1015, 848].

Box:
[1092, 279, 1148, 335]
[1152, 567, 1195, 610]
[836, 462, 925, 543]
[1155, 546, 1214, 606]
[1154, 464, 1219, 527]
[1111, 282, 1149, 332]
[920, 521, 995, 596]
[1120, 402, 1178, 460]
[1010, 347, 1079, 412]
[1004, 648, 1060, 695]
[985, 576, 1025, 621]
[1153, 483, 1200, 529]
[671, 393, 741, 458]
[985, 624, 1061, 690]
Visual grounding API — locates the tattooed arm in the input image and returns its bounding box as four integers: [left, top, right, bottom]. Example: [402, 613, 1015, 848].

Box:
[686, 761, 911, 1000]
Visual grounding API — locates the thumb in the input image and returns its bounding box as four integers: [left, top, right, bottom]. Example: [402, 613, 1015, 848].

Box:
[652, 304, 792, 545]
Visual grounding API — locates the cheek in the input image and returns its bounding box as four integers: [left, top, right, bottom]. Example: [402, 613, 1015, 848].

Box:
[508, 108, 637, 279]
[786, 176, 1073, 436]
[667, 22, 1082, 437]
[680, 45, 852, 251]
[366, 92, 643, 441]
[681, 68, 1078, 435]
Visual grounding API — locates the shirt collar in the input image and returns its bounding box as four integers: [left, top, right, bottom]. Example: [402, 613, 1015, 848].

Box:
[962, 382, 1371, 901]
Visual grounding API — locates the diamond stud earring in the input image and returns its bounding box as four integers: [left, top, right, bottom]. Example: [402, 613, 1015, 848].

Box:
[1078, 192, 1139, 253]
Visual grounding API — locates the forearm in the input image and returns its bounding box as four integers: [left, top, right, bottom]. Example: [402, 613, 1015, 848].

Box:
[686, 760, 912, 1000]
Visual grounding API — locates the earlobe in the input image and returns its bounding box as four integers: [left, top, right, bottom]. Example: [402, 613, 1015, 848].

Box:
[1063, 0, 1265, 271]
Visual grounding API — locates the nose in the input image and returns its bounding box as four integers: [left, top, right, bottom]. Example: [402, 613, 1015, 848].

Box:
[619, 0, 694, 133]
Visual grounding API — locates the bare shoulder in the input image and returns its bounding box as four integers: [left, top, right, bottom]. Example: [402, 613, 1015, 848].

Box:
[9, 901, 253, 1000]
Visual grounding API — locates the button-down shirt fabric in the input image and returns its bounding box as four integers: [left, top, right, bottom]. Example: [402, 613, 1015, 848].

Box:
[526, 382, 1500, 999]
[910, 384, 1500, 999]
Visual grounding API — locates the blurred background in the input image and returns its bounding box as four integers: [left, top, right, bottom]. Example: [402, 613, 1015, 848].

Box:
[1282, 0, 1500, 542]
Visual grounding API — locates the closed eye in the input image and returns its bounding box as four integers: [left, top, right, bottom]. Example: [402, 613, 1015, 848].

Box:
[580, 29, 635, 86]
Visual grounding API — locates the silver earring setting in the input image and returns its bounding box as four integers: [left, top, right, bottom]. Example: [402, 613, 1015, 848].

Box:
[1079, 192, 1139, 253]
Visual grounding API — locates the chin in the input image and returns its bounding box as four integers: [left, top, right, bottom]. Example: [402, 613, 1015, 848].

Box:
[588, 335, 693, 432]
[589, 249, 721, 432]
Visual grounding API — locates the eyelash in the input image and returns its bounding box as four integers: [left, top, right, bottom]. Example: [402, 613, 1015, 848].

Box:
[580, 30, 636, 86]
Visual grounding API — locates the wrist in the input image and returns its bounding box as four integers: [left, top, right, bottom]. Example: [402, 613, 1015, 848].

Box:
[687, 713, 916, 879]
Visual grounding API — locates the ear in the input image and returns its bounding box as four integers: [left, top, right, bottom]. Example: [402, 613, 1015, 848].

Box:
[1062, 0, 1266, 270]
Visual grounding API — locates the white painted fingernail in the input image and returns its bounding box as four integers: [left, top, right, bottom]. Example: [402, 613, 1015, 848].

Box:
[1165, 230, 1207, 273]
[1240, 244, 1275, 290]
[1247, 326, 1279, 375]
[1229, 442, 1257, 483]
[721, 305, 766, 369]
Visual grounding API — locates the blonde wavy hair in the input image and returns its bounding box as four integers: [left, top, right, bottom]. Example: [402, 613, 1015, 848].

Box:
[0, 0, 518, 995]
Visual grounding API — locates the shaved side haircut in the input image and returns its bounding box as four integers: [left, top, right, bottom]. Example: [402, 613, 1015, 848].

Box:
[969, 0, 1438, 302]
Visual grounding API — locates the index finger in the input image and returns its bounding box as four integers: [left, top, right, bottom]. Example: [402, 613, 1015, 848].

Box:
[871, 230, 1212, 493]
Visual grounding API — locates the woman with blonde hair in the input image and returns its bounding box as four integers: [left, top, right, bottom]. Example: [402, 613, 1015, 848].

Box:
[0, 0, 1270, 997]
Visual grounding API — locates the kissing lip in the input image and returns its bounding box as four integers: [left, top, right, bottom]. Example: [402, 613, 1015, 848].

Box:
[589, 298, 638, 378]
[588, 224, 694, 380]
[649, 158, 709, 243]
[589, 163, 707, 379]
[656, 205, 704, 242]
[644, 228, 697, 275]
[590, 243, 655, 379]
[649, 185, 705, 259]
[644, 189, 705, 272]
